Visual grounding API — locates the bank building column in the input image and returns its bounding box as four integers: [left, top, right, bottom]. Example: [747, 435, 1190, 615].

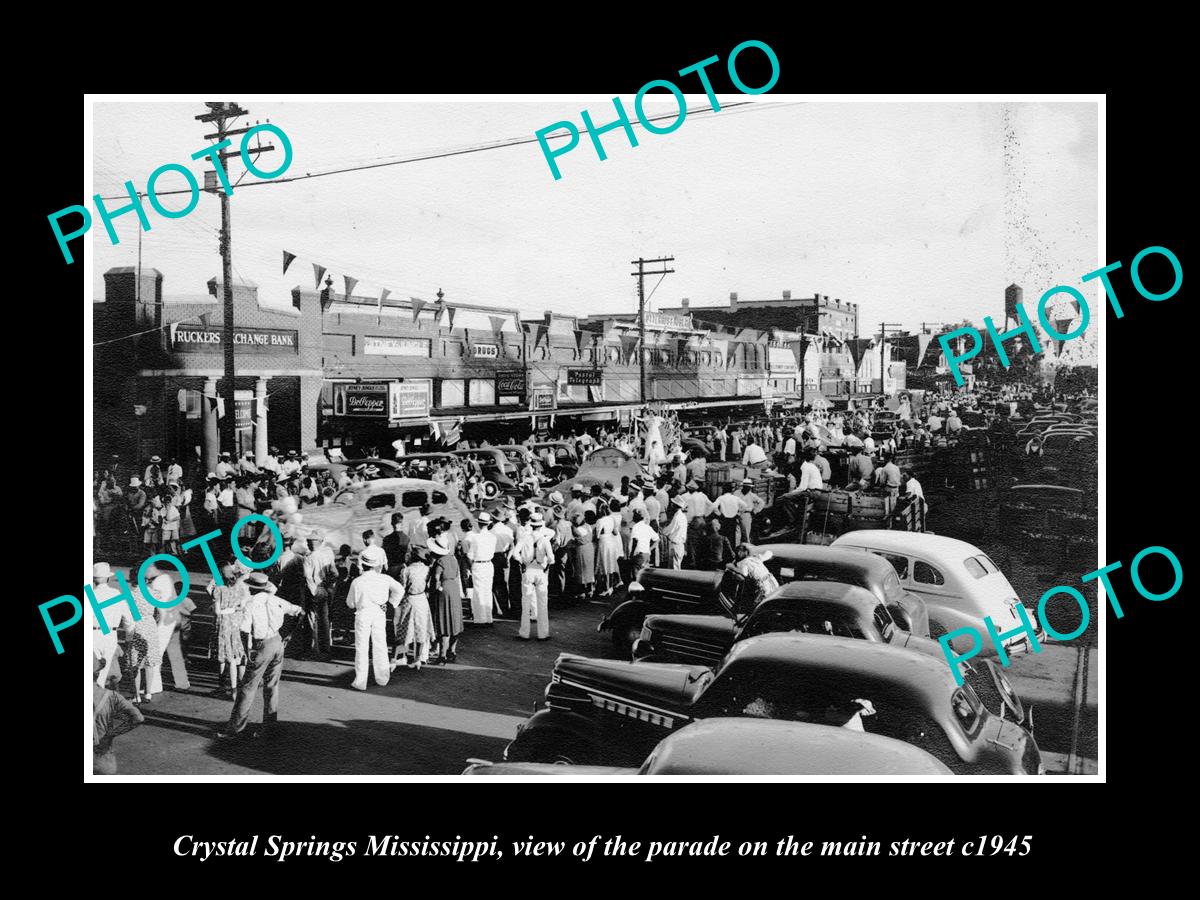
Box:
[202, 377, 219, 476]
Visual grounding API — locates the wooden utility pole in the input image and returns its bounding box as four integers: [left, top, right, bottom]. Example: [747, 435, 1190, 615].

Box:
[195, 102, 275, 456]
[630, 256, 675, 402]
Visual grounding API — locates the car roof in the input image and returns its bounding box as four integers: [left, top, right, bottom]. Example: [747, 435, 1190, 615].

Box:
[832, 530, 987, 560]
[644, 718, 952, 775]
[764, 581, 882, 618]
[720, 633, 960, 708]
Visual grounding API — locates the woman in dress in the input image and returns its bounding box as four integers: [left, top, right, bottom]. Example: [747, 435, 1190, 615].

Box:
[124, 570, 163, 705]
[210, 561, 249, 699]
[396, 549, 436, 670]
[570, 512, 596, 599]
[427, 526, 464, 664]
[595, 499, 623, 598]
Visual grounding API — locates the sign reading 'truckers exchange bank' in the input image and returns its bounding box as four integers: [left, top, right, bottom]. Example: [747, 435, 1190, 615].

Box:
[170, 324, 299, 354]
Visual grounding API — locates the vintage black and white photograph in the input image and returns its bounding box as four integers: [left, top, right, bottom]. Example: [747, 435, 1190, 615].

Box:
[87, 96, 1100, 778]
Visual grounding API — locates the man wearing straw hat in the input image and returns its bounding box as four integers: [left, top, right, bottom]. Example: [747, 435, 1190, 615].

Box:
[514, 512, 553, 641]
[90, 562, 125, 688]
[217, 573, 303, 740]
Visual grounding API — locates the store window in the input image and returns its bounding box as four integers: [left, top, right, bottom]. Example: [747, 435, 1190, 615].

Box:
[469, 379, 496, 406]
[440, 379, 464, 408]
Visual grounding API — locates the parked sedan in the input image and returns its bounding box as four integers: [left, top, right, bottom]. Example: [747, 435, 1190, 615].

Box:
[632, 580, 936, 668]
[504, 634, 1042, 774]
[468, 718, 952, 775]
[830, 531, 1042, 656]
[599, 543, 928, 657]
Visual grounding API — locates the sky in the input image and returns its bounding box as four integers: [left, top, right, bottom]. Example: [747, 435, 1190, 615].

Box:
[89, 98, 1098, 352]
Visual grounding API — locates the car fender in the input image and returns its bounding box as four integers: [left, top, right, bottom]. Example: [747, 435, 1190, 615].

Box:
[504, 709, 603, 762]
[598, 597, 650, 633]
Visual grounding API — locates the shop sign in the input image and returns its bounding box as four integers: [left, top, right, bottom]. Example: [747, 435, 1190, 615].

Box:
[496, 369, 526, 396]
[389, 380, 432, 418]
[567, 368, 603, 386]
[170, 324, 298, 354]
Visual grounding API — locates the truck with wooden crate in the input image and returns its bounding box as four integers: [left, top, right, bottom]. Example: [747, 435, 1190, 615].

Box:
[754, 486, 926, 545]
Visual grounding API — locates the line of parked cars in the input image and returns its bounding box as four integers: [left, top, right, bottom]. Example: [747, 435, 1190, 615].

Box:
[494, 532, 1043, 775]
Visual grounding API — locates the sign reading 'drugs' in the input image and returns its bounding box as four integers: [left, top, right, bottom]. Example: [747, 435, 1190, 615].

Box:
[170, 324, 298, 354]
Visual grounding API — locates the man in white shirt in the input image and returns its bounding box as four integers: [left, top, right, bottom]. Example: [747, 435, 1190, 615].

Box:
[783, 433, 798, 463]
[797, 449, 824, 492]
[684, 481, 713, 520]
[217, 577, 303, 738]
[463, 512, 498, 624]
[712, 483, 744, 548]
[741, 439, 768, 468]
[344, 545, 403, 690]
[260, 446, 282, 477]
[215, 452, 237, 480]
[514, 513, 554, 640]
[737, 480, 764, 545]
[629, 509, 658, 576]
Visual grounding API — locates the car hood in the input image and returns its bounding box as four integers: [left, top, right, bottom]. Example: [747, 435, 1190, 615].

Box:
[644, 614, 737, 645]
[639, 567, 725, 596]
[554, 655, 713, 713]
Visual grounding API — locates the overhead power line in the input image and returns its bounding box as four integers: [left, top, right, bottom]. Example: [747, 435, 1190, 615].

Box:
[96, 100, 795, 200]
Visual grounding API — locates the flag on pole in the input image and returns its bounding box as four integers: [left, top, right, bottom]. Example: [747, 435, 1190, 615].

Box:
[282, 250, 297, 275]
[313, 264, 326, 289]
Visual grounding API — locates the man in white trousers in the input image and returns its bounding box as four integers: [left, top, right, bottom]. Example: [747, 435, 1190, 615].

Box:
[345, 545, 402, 690]
[146, 564, 195, 695]
[463, 512, 497, 624]
[88, 563, 125, 687]
[514, 512, 554, 641]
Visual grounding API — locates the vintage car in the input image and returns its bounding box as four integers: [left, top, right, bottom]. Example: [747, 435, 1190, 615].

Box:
[830, 531, 1043, 656]
[599, 544, 929, 656]
[304, 455, 403, 482]
[632, 580, 940, 667]
[299, 477, 473, 552]
[504, 634, 1043, 775]
[451, 447, 521, 495]
[547, 446, 646, 497]
[467, 717, 952, 775]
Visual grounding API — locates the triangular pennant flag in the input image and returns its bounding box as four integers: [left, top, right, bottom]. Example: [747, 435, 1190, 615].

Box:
[313, 264, 326, 289]
[1069, 298, 1081, 317]
[489, 315, 506, 339]
[620, 333, 639, 365]
[343, 275, 358, 302]
[412, 296, 427, 323]
[197, 312, 211, 328]
[536, 323, 549, 349]
[574, 330, 585, 356]
[446, 307, 456, 330]
[378, 288, 391, 313]
[282, 250, 297, 275]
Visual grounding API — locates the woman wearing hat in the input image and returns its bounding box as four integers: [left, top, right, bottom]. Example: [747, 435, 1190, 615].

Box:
[426, 522, 463, 664]
[395, 549, 436, 670]
[211, 561, 250, 699]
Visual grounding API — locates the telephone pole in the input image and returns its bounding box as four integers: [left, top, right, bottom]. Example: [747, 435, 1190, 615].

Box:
[630, 256, 675, 403]
[878, 322, 902, 397]
[195, 102, 275, 456]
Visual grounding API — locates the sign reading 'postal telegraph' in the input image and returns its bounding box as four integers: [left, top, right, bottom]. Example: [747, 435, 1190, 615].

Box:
[566, 368, 603, 386]
[170, 324, 298, 354]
